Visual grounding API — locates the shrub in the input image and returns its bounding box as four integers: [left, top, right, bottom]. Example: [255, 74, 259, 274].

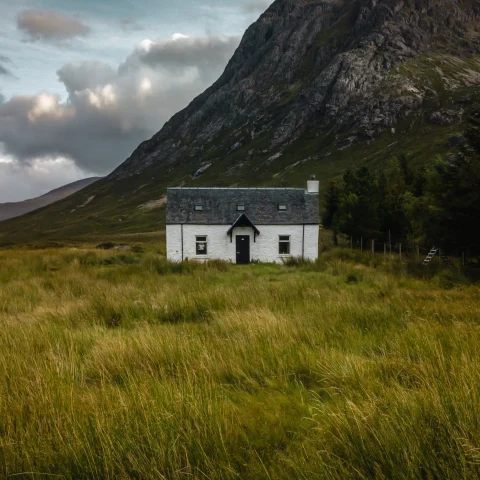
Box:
[435, 269, 468, 289]
[346, 274, 358, 284]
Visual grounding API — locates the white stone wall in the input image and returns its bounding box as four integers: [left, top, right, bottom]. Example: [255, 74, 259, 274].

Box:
[166, 224, 182, 262]
[303, 225, 320, 261]
[167, 224, 319, 263]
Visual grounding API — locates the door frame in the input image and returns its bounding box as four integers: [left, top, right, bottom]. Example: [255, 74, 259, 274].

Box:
[235, 235, 250, 264]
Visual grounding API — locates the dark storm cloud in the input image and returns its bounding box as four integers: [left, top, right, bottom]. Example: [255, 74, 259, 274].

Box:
[0, 34, 239, 175]
[17, 10, 90, 43]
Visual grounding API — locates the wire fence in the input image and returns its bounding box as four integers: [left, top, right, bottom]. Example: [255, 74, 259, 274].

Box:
[327, 236, 468, 268]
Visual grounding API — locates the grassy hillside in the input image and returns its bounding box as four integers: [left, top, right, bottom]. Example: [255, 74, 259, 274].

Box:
[1, 245, 480, 478]
[0, 177, 101, 222]
[0, 52, 479, 246]
[0, 117, 469, 246]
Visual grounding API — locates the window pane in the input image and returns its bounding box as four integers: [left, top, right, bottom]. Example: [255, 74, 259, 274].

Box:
[196, 236, 207, 255]
[278, 205, 287, 211]
[196, 240, 207, 255]
[237, 204, 245, 211]
[279, 236, 290, 254]
[195, 205, 203, 211]
[279, 241, 290, 255]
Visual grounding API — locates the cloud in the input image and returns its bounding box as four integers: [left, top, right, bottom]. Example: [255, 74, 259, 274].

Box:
[241, 0, 272, 14]
[0, 34, 240, 175]
[120, 17, 144, 32]
[0, 65, 10, 76]
[0, 153, 91, 203]
[0, 55, 13, 77]
[17, 10, 90, 43]
[122, 34, 239, 76]
[57, 61, 117, 96]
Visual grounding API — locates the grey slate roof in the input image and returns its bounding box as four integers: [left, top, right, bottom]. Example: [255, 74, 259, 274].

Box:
[166, 188, 319, 225]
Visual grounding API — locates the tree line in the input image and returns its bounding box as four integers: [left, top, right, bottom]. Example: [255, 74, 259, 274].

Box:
[323, 111, 480, 259]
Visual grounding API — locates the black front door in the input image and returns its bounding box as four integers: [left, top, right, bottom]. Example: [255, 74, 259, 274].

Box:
[236, 235, 250, 264]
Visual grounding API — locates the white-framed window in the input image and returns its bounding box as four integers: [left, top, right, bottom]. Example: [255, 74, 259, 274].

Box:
[194, 204, 203, 211]
[237, 204, 245, 211]
[278, 204, 287, 211]
[196, 236, 208, 255]
[279, 235, 291, 255]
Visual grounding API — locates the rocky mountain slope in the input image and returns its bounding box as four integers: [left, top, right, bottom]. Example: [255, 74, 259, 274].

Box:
[1, 0, 480, 243]
[0, 177, 101, 222]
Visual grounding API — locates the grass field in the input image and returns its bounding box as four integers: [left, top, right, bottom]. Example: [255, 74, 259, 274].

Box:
[1, 243, 480, 479]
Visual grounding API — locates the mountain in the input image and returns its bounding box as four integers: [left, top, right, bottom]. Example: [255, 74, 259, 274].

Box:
[1, 0, 480, 244]
[0, 177, 101, 222]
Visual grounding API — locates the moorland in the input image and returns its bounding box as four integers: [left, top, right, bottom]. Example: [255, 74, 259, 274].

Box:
[1, 237, 479, 479]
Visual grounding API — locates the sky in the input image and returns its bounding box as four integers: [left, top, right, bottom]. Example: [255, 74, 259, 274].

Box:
[0, 0, 271, 202]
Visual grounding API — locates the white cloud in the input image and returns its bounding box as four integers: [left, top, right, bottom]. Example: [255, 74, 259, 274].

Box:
[172, 33, 189, 41]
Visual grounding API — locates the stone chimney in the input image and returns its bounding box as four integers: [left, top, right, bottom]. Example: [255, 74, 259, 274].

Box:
[307, 175, 319, 194]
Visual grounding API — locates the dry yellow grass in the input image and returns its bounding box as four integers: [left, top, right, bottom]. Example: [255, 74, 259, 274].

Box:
[0, 247, 479, 479]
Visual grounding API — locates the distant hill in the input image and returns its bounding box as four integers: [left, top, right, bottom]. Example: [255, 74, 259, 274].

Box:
[0, 177, 102, 222]
[1, 0, 480, 244]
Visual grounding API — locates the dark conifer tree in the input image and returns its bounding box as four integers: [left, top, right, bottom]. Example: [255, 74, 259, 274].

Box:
[322, 180, 341, 245]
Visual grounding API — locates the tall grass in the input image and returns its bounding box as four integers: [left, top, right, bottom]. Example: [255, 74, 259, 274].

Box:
[0, 247, 479, 478]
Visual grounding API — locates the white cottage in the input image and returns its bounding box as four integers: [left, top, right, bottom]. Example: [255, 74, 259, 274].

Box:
[166, 178, 320, 264]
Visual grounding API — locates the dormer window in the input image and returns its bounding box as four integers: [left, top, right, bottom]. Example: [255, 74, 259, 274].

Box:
[278, 204, 287, 211]
[237, 204, 245, 212]
[194, 205, 203, 211]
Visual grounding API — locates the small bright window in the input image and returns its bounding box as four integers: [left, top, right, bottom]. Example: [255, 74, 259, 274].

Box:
[196, 236, 208, 255]
[194, 205, 203, 211]
[237, 204, 245, 211]
[278, 205, 287, 211]
[279, 235, 291, 255]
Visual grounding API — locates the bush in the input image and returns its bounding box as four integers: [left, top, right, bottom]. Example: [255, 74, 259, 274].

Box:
[435, 269, 468, 289]
[346, 274, 358, 284]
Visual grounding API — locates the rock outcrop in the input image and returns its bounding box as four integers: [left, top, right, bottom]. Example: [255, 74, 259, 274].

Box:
[112, 0, 480, 179]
